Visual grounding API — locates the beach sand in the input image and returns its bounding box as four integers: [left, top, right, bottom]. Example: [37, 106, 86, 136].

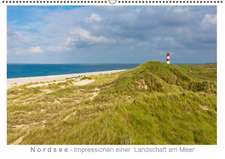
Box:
[7, 69, 126, 88]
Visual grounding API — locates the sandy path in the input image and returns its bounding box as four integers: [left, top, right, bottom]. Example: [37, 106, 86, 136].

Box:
[74, 79, 95, 86]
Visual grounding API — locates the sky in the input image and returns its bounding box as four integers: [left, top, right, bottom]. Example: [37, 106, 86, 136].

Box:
[7, 6, 217, 64]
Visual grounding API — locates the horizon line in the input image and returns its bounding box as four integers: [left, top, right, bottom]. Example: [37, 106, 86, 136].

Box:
[7, 62, 217, 65]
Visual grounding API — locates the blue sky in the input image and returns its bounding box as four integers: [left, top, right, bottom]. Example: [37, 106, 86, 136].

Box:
[7, 6, 217, 64]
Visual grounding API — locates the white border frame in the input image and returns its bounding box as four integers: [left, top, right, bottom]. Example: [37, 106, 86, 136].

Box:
[0, 1, 225, 159]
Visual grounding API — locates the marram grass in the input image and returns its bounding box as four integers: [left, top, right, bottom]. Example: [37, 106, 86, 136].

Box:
[7, 61, 216, 144]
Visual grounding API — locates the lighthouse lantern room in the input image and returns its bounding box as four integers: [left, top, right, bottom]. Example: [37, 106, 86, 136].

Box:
[166, 52, 171, 64]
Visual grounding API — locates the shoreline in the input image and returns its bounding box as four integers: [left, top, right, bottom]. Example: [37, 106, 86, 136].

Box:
[8, 69, 126, 88]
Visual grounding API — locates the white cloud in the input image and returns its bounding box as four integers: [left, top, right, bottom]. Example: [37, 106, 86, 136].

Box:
[201, 14, 217, 30]
[30, 46, 43, 54]
[86, 13, 102, 23]
[170, 7, 190, 13]
[66, 27, 112, 48]
[46, 45, 68, 52]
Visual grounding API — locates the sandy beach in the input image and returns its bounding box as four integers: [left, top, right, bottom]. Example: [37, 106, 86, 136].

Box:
[8, 69, 126, 88]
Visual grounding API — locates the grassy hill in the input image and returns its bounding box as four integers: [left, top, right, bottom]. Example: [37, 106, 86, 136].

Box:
[7, 61, 216, 144]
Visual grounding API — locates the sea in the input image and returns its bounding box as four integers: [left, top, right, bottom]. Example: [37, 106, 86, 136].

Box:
[7, 64, 139, 79]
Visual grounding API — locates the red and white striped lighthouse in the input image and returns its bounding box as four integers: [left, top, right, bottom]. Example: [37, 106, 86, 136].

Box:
[166, 52, 171, 64]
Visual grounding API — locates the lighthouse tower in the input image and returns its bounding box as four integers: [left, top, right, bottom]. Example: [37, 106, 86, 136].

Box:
[166, 52, 171, 64]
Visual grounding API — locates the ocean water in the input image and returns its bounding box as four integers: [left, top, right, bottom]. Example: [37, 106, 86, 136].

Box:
[7, 64, 138, 78]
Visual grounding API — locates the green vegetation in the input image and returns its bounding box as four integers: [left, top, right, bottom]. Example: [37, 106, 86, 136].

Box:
[7, 61, 216, 144]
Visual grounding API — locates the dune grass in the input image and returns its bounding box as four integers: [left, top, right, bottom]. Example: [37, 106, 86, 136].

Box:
[7, 61, 216, 144]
